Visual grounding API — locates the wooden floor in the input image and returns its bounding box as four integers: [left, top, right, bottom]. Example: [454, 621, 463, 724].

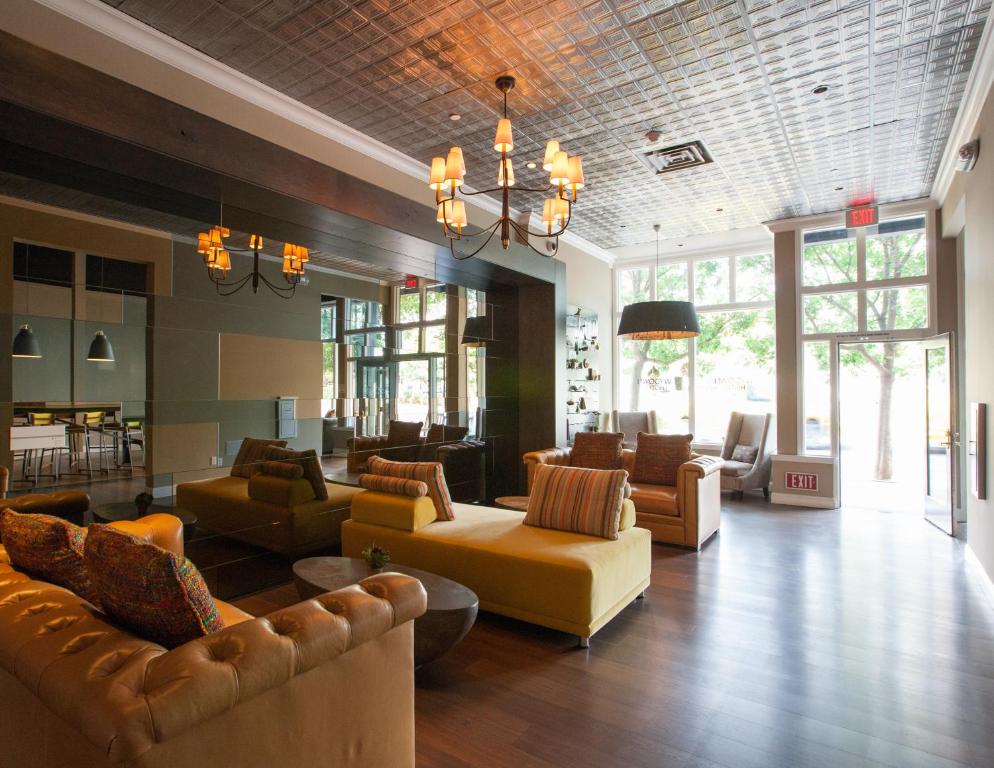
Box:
[239, 497, 994, 768]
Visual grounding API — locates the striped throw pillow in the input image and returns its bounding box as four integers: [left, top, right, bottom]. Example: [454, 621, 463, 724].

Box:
[524, 464, 629, 540]
[359, 474, 429, 498]
[368, 456, 455, 521]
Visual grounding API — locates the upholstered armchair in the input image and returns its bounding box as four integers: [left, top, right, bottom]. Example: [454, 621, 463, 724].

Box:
[523, 447, 722, 549]
[347, 420, 425, 473]
[719, 412, 773, 498]
[610, 411, 659, 448]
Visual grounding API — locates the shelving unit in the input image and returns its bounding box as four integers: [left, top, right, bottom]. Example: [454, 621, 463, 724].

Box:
[565, 305, 601, 445]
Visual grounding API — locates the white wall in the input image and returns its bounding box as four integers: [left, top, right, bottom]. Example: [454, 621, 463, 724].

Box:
[944, 85, 994, 586]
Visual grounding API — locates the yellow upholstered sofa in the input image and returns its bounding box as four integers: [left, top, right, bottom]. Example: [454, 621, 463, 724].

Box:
[0, 512, 426, 768]
[176, 475, 361, 556]
[341, 492, 651, 646]
[524, 448, 723, 549]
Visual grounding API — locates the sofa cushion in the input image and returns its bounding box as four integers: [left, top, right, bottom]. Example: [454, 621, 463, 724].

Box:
[369, 456, 454, 521]
[720, 459, 754, 477]
[262, 447, 328, 501]
[84, 524, 224, 648]
[230, 437, 287, 478]
[351, 491, 437, 531]
[387, 420, 424, 447]
[731, 444, 759, 463]
[425, 423, 469, 444]
[0, 509, 100, 604]
[632, 433, 692, 486]
[619, 499, 637, 531]
[247, 474, 317, 506]
[628, 482, 679, 517]
[525, 464, 629, 540]
[569, 431, 624, 470]
[359, 474, 429, 498]
[258, 460, 304, 479]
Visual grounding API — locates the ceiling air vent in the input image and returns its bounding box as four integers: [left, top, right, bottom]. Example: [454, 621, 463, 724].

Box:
[641, 140, 713, 174]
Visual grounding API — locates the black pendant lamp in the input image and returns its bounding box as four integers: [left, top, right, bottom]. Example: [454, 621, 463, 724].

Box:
[87, 330, 115, 362]
[12, 325, 42, 358]
[617, 224, 700, 340]
[461, 314, 494, 347]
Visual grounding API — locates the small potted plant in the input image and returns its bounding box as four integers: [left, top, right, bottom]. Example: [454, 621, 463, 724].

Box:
[134, 492, 154, 516]
[361, 544, 391, 574]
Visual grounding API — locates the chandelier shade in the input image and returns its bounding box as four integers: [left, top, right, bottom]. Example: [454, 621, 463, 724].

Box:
[12, 324, 41, 358]
[617, 301, 700, 340]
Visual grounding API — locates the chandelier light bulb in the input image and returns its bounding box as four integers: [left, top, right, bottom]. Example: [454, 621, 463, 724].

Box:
[497, 157, 515, 187]
[428, 157, 447, 190]
[494, 118, 514, 153]
[568, 156, 585, 191]
[550, 150, 570, 186]
[444, 146, 466, 187]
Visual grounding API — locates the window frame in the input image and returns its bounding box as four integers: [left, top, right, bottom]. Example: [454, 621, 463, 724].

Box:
[613, 246, 776, 446]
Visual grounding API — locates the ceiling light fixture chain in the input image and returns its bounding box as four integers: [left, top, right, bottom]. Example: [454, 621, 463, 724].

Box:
[428, 75, 585, 261]
[198, 200, 309, 299]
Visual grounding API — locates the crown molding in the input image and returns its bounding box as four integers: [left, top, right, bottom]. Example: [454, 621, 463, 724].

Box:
[763, 197, 935, 233]
[18, 0, 614, 266]
[931, 14, 994, 207]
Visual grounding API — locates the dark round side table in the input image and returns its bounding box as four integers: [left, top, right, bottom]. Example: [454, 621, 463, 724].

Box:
[92, 502, 198, 541]
[293, 556, 478, 668]
[494, 495, 530, 512]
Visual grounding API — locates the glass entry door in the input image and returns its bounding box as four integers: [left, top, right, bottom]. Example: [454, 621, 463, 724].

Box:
[357, 362, 390, 437]
[924, 333, 956, 534]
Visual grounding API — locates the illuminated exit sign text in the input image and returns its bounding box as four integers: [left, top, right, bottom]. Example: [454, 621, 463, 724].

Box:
[785, 472, 818, 492]
[846, 205, 878, 228]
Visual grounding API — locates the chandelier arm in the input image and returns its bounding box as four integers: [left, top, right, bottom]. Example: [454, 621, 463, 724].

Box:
[257, 271, 299, 297]
[505, 220, 559, 258]
[213, 273, 255, 296]
[205, 265, 253, 289]
[458, 184, 553, 197]
[508, 218, 571, 240]
[441, 218, 501, 240]
[449, 225, 500, 261]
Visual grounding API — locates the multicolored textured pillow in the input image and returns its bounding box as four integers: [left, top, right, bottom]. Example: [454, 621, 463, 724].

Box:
[0, 509, 100, 604]
[570, 431, 624, 470]
[524, 464, 629, 540]
[230, 437, 288, 478]
[368, 456, 455, 521]
[632, 432, 692, 486]
[261, 446, 328, 501]
[359, 474, 429, 498]
[84, 524, 224, 648]
[731, 443, 759, 463]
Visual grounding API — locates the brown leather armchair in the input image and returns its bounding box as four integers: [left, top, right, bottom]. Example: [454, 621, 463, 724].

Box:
[523, 448, 723, 549]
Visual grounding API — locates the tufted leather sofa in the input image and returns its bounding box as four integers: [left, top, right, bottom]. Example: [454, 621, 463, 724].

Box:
[524, 447, 723, 549]
[0, 516, 427, 768]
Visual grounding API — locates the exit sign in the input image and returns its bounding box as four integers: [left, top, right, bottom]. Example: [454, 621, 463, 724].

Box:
[785, 471, 818, 492]
[846, 205, 878, 228]
[404, 275, 418, 289]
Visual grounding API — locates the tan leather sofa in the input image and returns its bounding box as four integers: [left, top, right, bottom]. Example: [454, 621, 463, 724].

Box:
[176, 475, 361, 556]
[524, 448, 723, 549]
[0, 513, 427, 768]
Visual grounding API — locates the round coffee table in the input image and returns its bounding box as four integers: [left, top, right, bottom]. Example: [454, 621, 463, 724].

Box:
[494, 495, 529, 512]
[293, 556, 478, 668]
[92, 502, 198, 541]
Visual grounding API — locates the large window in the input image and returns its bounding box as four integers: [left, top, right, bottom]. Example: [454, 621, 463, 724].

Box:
[320, 297, 338, 417]
[392, 284, 448, 426]
[799, 214, 931, 457]
[616, 251, 776, 444]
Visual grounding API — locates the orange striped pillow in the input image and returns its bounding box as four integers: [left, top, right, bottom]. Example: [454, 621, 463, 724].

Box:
[368, 456, 455, 520]
[523, 464, 629, 540]
[359, 474, 429, 498]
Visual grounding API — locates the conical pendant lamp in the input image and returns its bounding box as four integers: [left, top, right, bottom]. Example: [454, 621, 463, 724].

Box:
[617, 224, 700, 340]
[87, 330, 115, 362]
[12, 325, 41, 358]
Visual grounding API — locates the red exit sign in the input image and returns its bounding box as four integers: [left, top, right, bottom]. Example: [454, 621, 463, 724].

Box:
[846, 205, 878, 228]
[785, 472, 818, 492]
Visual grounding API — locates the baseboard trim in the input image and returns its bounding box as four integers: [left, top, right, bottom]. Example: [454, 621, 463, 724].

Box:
[966, 544, 994, 613]
[771, 492, 838, 509]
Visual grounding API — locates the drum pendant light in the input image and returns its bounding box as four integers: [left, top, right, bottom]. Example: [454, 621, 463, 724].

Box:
[617, 224, 700, 340]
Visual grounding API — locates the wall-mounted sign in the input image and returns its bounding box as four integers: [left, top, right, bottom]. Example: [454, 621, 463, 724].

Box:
[846, 205, 879, 228]
[404, 275, 419, 289]
[785, 471, 818, 492]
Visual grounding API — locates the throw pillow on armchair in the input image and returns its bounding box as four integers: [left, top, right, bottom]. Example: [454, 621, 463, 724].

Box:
[632, 432, 693, 486]
[569, 431, 624, 470]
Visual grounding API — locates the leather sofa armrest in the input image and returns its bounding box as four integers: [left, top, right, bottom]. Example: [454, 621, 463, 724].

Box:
[109, 513, 184, 557]
[435, 439, 485, 459]
[522, 447, 572, 493]
[348, 435, 390, 452]
[678, 455, 723, 480]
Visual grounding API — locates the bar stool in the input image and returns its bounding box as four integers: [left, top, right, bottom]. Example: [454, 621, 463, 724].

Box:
[103, 418, 145, 469]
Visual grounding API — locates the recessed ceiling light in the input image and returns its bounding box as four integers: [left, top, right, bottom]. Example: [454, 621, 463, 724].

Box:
[677, 243, 684, 247]
[716, 207, 724, 212]
[813, 85, 829, 95]
[835, 186, 844, 191]
[526, 161, 537, 169]
[448, 113, 461, 121]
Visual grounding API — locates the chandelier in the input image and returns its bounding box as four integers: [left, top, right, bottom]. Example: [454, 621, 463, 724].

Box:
[428, 76, 585, 260]
[198, 219, 309, 298]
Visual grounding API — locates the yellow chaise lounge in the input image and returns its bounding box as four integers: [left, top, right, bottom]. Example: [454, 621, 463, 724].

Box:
[341, 493, 652, 646]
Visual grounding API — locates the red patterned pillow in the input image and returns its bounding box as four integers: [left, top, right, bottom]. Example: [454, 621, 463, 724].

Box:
[359, 474, 429, 498]
[84, 525, 224, 648]
[632, 433, 692, 486]
[368, 456, 454, 520]
[0, 509, 100, 604]
[570, 432, 624, 469]
[524, 464, 629, 540]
